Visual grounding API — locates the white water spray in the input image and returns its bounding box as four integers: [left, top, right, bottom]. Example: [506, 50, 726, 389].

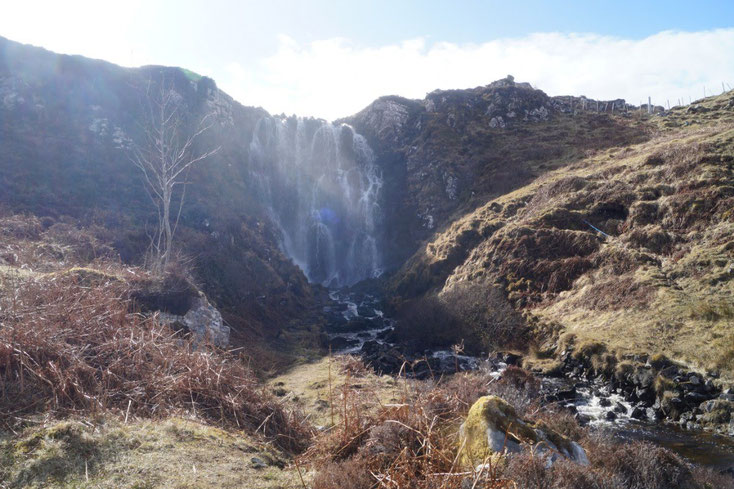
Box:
[249, 116, 383, 287]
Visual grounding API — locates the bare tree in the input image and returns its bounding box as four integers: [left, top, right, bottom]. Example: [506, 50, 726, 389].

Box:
[130, 79, 220, 272]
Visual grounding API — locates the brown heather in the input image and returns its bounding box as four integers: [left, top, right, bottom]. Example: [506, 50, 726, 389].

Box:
[0, 272, 311, 453]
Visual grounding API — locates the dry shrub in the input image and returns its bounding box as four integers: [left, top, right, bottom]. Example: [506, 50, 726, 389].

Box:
[623, 226, 675, 254]
[0, 273, 311, 452]
[487, 365, 541, 416]
[44, 222, 116, 263]
[659, 186, 729, 231]
[308, 369, 515, 489]
[394, 293, 468, 351]
[657, 142, 709, 181]
[506, 453, 621, 489]
[0, 212, 117, 272]
[492, 227, 599, 302]
[594, 245, 649, 275]
[585, 434, 697, 489]
[0, 213, 43, 240]
[525, 177, 590, 216]
[504, 430, 724, 489]
[312, 455, 374, 489]
[574, 275, 656, 311]
[395, 281, 527, 353]
[339, 354, 371, 377]
[309, 359, 727, 489]
[691, 466, 734, 489]
[442, 281, 528, 350]
[531, 408, 586, 444]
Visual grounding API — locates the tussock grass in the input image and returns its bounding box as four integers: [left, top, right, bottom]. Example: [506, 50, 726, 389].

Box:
[0, 417, 302, 489]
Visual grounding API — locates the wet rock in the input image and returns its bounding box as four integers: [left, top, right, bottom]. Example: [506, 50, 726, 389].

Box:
[332, 302, 350, 312]
[375, 328, 395, 341]
[489, 351, 521, 365]
[614, 402, 627, 414]
[575, 413, 591, 426]
[361, 340, 384, 356]
[661, 394, 685, 420]
[323, 314, 348, 331]
[329, 336, 359, 351]
[411, 357, 442, 379]
[599, 398, 612, 408]
[699, 400, 733, 425]
[557, 387, 578, 401]
[684, 391, 714, 404]
[679, 411, 693, 426]
[659, 365, 680, 379]
[635, 386, 655, 405]
[361, 341, 405, 374]
[605, 411, 617, 421]
[647, 407, 663, 421]
[630, 407, 646, 419]
[357, 305, 375, 317]
[327, 317, 382, 333]
[632, 367, 655, 389]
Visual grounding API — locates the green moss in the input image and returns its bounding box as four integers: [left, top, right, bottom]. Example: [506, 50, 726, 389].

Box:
[459, 396, 528, 466]
[179, 68, 202, 82]
[459, 395, 582, 468]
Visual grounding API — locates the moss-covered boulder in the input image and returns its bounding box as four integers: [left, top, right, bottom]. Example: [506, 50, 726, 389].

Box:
[459, 396, 588, 467]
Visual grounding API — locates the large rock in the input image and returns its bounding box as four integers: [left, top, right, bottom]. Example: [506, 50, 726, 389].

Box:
[459, 396, 588, 467]
[160, 295, 230, 347]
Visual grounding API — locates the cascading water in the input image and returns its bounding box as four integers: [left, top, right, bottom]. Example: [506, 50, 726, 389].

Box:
[249, 116, 383, 287]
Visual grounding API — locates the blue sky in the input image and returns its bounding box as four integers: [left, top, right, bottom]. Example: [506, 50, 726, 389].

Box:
[246, 0, 734, 43]
[2, 1, 733, 119]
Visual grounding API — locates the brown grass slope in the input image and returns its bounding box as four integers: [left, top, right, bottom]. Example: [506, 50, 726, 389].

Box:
[390, 91, 734, 377]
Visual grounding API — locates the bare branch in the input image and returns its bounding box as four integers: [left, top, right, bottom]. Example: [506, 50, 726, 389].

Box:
[127, 76, 219, 272]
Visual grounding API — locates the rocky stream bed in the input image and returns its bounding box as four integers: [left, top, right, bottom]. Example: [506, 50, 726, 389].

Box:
[322, 290, 734, 475]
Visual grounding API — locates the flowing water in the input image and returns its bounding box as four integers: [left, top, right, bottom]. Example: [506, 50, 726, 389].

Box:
[325, 291, 734, 473]
[249, 116, 383, 287]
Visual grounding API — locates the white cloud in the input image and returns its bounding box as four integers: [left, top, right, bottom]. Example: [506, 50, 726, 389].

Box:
[220, 29, 734, 120]
[1, 0, 153, 67]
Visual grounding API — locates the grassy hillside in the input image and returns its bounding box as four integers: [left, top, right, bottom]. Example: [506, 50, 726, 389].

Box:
[390, 90, 734, 378]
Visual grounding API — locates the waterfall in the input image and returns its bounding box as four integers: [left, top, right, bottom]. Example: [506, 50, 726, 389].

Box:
[248, 116, 383, 287]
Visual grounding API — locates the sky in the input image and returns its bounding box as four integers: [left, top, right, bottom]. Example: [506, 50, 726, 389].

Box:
[2, 0, 734, 120]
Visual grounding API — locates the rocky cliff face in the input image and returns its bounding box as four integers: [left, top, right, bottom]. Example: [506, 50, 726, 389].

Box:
[344, 76, 650, 268]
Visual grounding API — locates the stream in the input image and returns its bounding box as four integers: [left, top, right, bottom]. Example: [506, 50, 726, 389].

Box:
[323, 290, 734, 474]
